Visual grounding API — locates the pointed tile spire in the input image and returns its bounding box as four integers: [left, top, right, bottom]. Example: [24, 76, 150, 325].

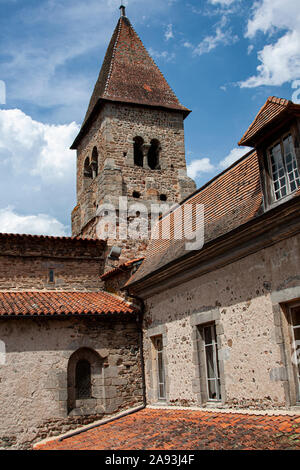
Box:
[72, 9, 190, 148]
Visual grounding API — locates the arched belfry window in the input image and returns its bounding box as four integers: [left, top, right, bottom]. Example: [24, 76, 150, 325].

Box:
[134, 136, 144, 167]
[91, 147, 98, 178]
[148, 139, 161, 170]
[84, 157, 92, 179]
[75, 359, 92, 399]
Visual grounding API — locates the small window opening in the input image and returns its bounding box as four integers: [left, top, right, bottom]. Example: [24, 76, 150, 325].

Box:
[75, 359, 91, 399]
[133, 191, 141, 199]
[84, 157, 92, 179]
[134, 137, 144, 167]
[153, 336, 166, 401]
[148, 139, 160, 170]
[91, 147, 98, 178]
[160, 194, 167, 201]
[49, 269, 54, 283]
[268, 134, 300, 201]
[201, 324, 221, 401]
[290, 305, 300, 402]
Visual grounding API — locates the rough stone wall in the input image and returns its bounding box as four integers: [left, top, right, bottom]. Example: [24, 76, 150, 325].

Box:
[0, 236, 105, 291]
[143, 234, 300, 410]
[72, 102, 196, 260]
[0, 316, 143, 449]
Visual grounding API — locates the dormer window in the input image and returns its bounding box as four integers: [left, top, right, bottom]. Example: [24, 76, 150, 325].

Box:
[268, 134, 300, 202]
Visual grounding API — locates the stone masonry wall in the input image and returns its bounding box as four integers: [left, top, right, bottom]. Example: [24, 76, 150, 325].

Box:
[143, 234, 300, 410]
[0, 316, 143, 449]
[0, 236, 105, 291]
[72, 103, 196, 256]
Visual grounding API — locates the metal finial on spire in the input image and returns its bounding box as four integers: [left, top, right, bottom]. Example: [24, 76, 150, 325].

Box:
[119, 5, 126, 17]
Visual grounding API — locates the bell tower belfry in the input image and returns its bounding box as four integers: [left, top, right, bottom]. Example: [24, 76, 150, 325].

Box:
[71, 6, 196, 260]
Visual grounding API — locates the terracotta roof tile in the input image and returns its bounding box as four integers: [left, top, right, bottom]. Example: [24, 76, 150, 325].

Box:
[0, 291, 136, 317]
[0, 232, 104, 244]
[127, 150, 263, 286]
[72, 15, 189, 148]
[239, 96, 293, 147]
[101, 258, 144, 281]
[35, 408, 300, 450]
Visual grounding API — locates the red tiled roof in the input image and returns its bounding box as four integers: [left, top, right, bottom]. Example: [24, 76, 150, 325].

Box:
[127, 150, 263, 286]
[35, 408, 300, 450]
[0, 291, 136, 317]
[239, 96, 294, 147]
[101, 258, 145, 281]
[0, 232, 104, 244]
[71, 15, 189, 148]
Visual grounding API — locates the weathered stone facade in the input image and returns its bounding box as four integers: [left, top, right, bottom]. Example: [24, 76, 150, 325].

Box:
[0, 235, 105, 292]
[142, 234, 300, 410]
[72, 102, 196, 261]
[0, 316, 143, 449]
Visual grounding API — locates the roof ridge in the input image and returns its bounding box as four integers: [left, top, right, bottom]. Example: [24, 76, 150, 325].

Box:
[103, 18, 122, 97]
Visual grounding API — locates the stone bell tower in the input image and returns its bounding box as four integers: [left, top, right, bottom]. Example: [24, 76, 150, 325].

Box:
[71, 6, 196, 260]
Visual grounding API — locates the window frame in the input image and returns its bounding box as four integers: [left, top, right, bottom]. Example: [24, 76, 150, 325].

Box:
[152, 335, 166, 402]
[288, 302, 300, 404]
[267, 132, 300, 203]
[200, 323, 222, 402]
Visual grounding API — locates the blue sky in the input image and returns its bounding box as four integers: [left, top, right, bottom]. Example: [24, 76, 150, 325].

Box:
[0, 0, 299, 235]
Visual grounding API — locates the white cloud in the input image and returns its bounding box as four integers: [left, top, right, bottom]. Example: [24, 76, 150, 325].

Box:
[187, 158, 215, 179]
[0, 207, 68, 236]
[165, 24, 174, 41]
[1, 0, 175, 122]
[0, 108, 78, 234]
[219, 147, 252, 169]
[190, 16, 238, 56]
[209, 0, 237, 5]
[240, 0, 300, 88]
[0, 109, 79, 181]
[148, 48, 175, 62]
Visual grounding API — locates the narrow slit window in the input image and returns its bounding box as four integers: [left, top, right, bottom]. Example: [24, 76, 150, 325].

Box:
[75, 359, 92, 399]
[154, 336, 166, 401]
[202, 324, 221, 401]
[290, 305, 300, 403]
[49, 269, 54, 283]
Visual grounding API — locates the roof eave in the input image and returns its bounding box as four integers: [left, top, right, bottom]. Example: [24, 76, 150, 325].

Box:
[238, 104, 300, 148]
[71, 98, 191, 150]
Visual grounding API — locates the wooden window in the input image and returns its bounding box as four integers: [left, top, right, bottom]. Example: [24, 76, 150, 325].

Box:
[290, 305, 300, 403]
[268, 134, 300, 201]
[153, 336, 166, 400]
[199, 324, 221, 401]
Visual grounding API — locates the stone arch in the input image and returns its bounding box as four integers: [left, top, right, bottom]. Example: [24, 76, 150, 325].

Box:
[67, 347, 103, 415]
[91, 146, 98, 178]
[148, 139, 161, 170]
[133, 136, 144, 167]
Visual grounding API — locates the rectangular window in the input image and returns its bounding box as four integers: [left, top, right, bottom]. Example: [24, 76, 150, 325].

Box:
[268, 134, 300, 201]
[202, 324, 221, 401]
[290, 305, 300, 403]
[153, 336, 166, 401]
[49, 269, 55, 283]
